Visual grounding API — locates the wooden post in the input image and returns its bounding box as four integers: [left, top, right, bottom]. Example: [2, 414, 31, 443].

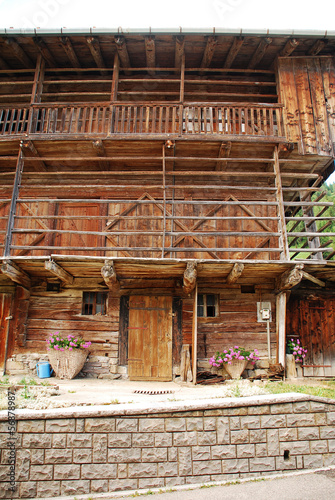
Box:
[4, 149, 24, 257]
[273, 146, 289, 261]
[162, 143, 167, 258]
[276, 292, 287, 368]
[179, 53, 185, 103]
[192, 284, 198, 385]
[29, 54, 45, 133]
[110, 53, 120, 134]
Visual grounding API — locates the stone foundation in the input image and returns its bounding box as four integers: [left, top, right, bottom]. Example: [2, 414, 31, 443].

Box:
[0, 394, 334, 499]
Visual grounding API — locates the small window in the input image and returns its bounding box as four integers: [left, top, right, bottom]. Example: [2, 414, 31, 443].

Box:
[82, 292, 107, 315]
[197, 294, 218, 318]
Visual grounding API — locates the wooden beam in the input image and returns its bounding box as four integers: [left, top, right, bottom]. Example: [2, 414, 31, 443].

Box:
[248, 37, 272, 69]
[0, 55, 10, 70]
[200, 36, 217, 71]
[31, 54, 45, 104]
[1, 260, 31, 289]
[301, 271, 325, 287]
[3, 38, 34, 68]
[308, 39, 327, 56]
[21, 140, 46, 172]
[101, 260, 120, 291]
[45, 260, 74, 284]
[111, 52, 120, 101]
[183, 262, 197, 295]
[92, 139, 110, 169]
[226, 263, 244, 284]
[59, 37, 81, 68]
[192, 284, 198, 385]
[276, 292, 287, 368]
[145, 36, 155, 75]
[223, 37, 244, 69]
[86, 37, 106, 73]
[114, 36, 131, 75]
[34, 37, 57, 67]
[275, 264, 304, 292]
[273, 146, 289, 260]
[280, 38, 299, 57]
[216, 141, 231, 171]
[175, 35, 185, 72]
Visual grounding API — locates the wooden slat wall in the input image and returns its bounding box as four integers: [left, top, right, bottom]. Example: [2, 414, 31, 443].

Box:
[277, 56, 335, 156]
[197, 287, 276, 362]
[21, 291, 120, 358]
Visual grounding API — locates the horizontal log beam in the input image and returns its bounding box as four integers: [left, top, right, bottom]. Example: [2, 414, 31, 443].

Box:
[301, 271, 325, 287]
[226, 263, 244, 284]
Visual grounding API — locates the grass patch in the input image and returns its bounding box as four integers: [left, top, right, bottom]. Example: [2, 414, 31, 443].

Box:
[18, 377, 38, 386]
[0, 376, 9, 385]
[265, 380, 335, 400]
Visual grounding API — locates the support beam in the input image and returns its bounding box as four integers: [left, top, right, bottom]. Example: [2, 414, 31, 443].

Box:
[248, 37, 272, 69]
[276, 292, 287, 368]
[200, 36, 217, 71]
[92, 139, 110, 170]
[101, 260, 120, 291]
[301, 271, 325, 287]
[273, 146, 289, 261]
[275, 264, 304, 292]
[3, 38, 34, 68]
[45, 260, 74, 284]
[86, 36, 106, 72]
[145, 36, 155, 75]
[21, 140, 46, 172]
[34, 37, 57, 67]
[114, 36, 131, 75]
[111, 52, 120, 101]
[226, 263, 244, 284]
[308, 39, 327, 56]
[1, 260, 31, 289]
[59, 37, 81, 68]
[192, 284, 198, 385]
[31, 54, 45, 104]
[175, 35, 185, 72]
[280, 38, 299, 57]
[183, 262, 197, 295]
[223, 37, 244, 68]
[4, 150, 24, 257]
[0, 55, 10, 70]
[216, 141, 231, 171]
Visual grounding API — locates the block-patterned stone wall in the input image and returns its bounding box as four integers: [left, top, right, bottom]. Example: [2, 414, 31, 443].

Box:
[0, 395, 335, 499]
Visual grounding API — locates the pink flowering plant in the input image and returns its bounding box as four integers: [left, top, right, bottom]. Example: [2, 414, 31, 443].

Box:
[209, 346, 260, 367]
[46, 332, 91, 352]
[287, 338, 307, 363]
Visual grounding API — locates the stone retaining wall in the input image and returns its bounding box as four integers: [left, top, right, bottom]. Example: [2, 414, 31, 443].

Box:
[0, 394, 335, 499]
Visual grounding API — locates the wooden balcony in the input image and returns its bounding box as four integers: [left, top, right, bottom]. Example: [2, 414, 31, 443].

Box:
[0, 102, 285, 140]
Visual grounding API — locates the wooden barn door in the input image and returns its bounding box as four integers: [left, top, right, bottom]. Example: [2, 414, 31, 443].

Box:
[0, 294, 13, 373]
[287, 296, 335, 377]
[128, 295, 172, 381]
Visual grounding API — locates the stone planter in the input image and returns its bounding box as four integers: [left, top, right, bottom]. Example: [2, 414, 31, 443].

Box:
[48, 349, 88, 379]
[224, 359, 249, 379]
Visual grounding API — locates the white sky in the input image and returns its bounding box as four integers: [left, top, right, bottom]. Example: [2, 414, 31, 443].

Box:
[0, 0, 334, 31]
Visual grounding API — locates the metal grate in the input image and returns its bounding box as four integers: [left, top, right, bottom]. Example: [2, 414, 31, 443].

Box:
[133, 390, 174, 395]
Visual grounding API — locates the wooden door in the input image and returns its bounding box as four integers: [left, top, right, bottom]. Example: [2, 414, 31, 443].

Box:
[0, 294, 13, 373]
[128, 295, 172, 381]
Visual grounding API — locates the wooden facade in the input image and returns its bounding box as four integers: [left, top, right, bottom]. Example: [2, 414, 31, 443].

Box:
[0, 29, 335, 380]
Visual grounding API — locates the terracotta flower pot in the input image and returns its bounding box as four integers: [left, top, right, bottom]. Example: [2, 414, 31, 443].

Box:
[224, 359, 249, 379]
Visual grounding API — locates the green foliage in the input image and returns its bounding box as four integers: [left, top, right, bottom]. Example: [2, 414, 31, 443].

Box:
[288, 182, 335, 260]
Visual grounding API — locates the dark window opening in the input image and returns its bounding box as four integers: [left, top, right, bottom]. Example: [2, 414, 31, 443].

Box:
[241, 285, 255, 294]
[197, 294, 218, 317]
[82, 291, 107, 315]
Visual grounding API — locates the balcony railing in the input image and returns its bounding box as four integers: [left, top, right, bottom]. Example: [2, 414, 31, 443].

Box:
[0, 102, 285, 139]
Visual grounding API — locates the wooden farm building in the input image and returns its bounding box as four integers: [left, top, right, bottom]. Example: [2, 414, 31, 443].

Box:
[0, 28, 335, 381]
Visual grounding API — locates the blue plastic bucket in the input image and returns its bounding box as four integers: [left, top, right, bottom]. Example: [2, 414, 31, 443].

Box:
[36, 362, 53, 378]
